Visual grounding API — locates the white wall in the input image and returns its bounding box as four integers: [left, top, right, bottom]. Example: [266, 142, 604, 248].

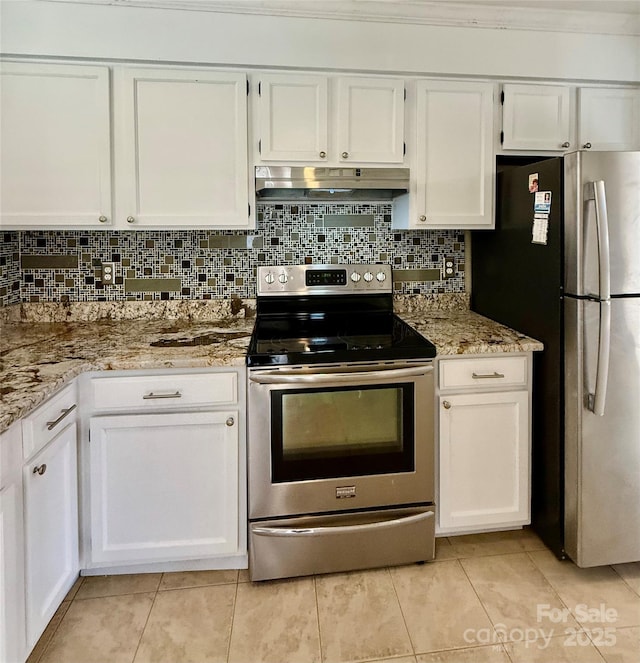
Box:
[1, 1, 639, 83]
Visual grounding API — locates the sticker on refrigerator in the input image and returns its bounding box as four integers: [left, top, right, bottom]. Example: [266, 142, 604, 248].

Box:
[528, 173, 539, 193]
[532, 214, 549, 245]
[534, 191, 552, 213]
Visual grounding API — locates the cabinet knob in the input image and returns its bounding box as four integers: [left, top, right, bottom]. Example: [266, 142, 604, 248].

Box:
[341, 151, 349, 159]
[561, 141, 570, 148]
[98, 215, 108, 223]
[127, 216, 135, 224]
[319, 151, 327, 158]
[583, 142, 592, 149]
[443, 401, 451, 410]
[419, 215, 427, 222]
[33, 464, 47, 476]
[226, 417, 235, 427]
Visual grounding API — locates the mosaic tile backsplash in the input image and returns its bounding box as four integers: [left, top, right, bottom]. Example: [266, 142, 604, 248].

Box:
[0, 204, 465, 306]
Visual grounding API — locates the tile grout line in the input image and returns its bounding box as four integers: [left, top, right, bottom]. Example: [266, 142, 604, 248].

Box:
[313, 574, 325, 663]
[610, 564, 640, 599]
[455, 556, 514, 661]
[225, 573, 241, 663]
[386, 565, 418, 659]
[129, 573, 163, 663]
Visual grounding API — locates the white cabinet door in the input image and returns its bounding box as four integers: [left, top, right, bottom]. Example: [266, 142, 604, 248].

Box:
[0, 61, 112, 228]
[578, 87, 640, 151]
[1, 423, 26, 663]
[89, 411, 239, 564]
[413, 80, 494, 229]
[439, 391, 529, 532]
[336, 77, 405, 163]
[24, 423, 79, 649]
[502, 83, 572, 151]
[257, 74, 329, 162]
[117, 68, 250, 228]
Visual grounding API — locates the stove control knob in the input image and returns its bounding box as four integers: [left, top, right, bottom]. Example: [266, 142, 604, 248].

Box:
[350, 271, 361, 283]
[376, 271, 386, 282]
[363, 271, 374, 282]
[278, 273, 288, 284]
[264, 272, 275, 284]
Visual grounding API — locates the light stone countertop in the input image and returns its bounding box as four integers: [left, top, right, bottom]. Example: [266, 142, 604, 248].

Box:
[0, 297, 542, 434]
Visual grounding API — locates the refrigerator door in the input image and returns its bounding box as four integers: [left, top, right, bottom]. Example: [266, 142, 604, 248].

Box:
[564, 296, 640, 566]
[564, 151, 640, 298]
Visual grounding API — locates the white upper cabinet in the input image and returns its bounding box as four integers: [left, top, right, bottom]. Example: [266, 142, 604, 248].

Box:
[336, 77, 405, 163]
[257, 74, 329, 162]
[117, 68, 251, 228]
[578, 87, 640, 151]
[0, 61, 112, 228]
[256, 73, 405, 165]
[501, 83, 572, 151]
[407, 80, 494, 229]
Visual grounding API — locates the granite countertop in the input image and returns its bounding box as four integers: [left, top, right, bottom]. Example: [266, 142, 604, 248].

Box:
[0, 297, 543, 434]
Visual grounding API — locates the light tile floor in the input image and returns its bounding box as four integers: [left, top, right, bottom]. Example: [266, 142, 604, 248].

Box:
[28, 529, 640, 663]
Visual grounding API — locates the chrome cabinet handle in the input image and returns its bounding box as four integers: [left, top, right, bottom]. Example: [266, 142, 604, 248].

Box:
[419, 215, 427, 222]
[33, 464, 47, 476]
[142, 391, 182, 400]
[98, 215, 108, 223]
[443, 401, 451, 409]
[561, 141, 570, 148]
[471, 372, 505, 379]
[341, 151, 349, 159]
[226, 417, 235, 427]
[127, 216, 135, 224]
[46, 404, 77, 431]
[319, 151, 326, 158]
[583, 142, 592, 149]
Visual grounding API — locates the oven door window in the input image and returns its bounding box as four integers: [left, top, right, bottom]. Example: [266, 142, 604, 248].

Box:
[271, 383, 414, 482]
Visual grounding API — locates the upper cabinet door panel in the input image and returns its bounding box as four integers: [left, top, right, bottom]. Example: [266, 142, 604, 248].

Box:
[118, 68, 250, 228]
[502, 83, 572, 151]
[258, 74, 329, 162]
[578, 87, 640, 151]
[0, 62, 112, 228]
[415, 80, 494, 229]
[336, 77, 405, 163]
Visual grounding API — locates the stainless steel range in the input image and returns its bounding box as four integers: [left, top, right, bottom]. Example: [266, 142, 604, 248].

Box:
[246, 264, 437, 581]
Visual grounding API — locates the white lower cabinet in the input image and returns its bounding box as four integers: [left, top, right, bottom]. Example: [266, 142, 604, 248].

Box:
[23, 422, 79, 649]
[1, 423, 26, 663]
[437, 355, 531, 535]
[89, 411, 239, 565]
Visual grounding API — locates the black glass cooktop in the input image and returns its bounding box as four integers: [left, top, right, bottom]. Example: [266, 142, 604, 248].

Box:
[247, 311, 436, 367]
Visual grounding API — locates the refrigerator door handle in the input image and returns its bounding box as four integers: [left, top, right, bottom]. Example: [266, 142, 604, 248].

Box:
[588, 300, 611, 417]
[585, 180, 611, 301]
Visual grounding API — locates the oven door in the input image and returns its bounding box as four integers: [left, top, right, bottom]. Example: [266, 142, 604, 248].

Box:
[248, 361, 434, 519]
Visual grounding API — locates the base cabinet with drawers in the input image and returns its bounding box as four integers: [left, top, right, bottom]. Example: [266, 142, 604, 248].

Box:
[437, 354, 531, 535]
[82, 368, 247, 574]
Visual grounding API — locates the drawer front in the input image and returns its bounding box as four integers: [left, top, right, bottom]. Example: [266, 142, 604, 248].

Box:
[439, 356, 527, 390]
[90, 372, 238, 411]
[22, 382, 78, 460]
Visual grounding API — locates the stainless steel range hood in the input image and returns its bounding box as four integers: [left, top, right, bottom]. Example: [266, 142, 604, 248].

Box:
[255, 166, 410, 201]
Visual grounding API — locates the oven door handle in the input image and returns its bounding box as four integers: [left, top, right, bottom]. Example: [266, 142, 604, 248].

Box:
[248, 364, 433, 384]
[252, 510, 433, 537]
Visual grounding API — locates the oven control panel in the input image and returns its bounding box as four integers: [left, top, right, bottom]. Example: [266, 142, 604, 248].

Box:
[257, 264, 392, 296]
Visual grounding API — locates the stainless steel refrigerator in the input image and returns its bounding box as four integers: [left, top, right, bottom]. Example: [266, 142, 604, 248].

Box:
[472, 150, 640, 567]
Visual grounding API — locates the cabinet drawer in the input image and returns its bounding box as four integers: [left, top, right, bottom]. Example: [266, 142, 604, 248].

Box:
[22, 383, 77, 460]
[90, 372, 238, 411]
[439, 356, 527, 390]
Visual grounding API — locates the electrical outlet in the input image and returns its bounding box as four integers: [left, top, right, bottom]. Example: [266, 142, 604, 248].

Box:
[101, 262, 116, 285]
[443, 256, 455, 280]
